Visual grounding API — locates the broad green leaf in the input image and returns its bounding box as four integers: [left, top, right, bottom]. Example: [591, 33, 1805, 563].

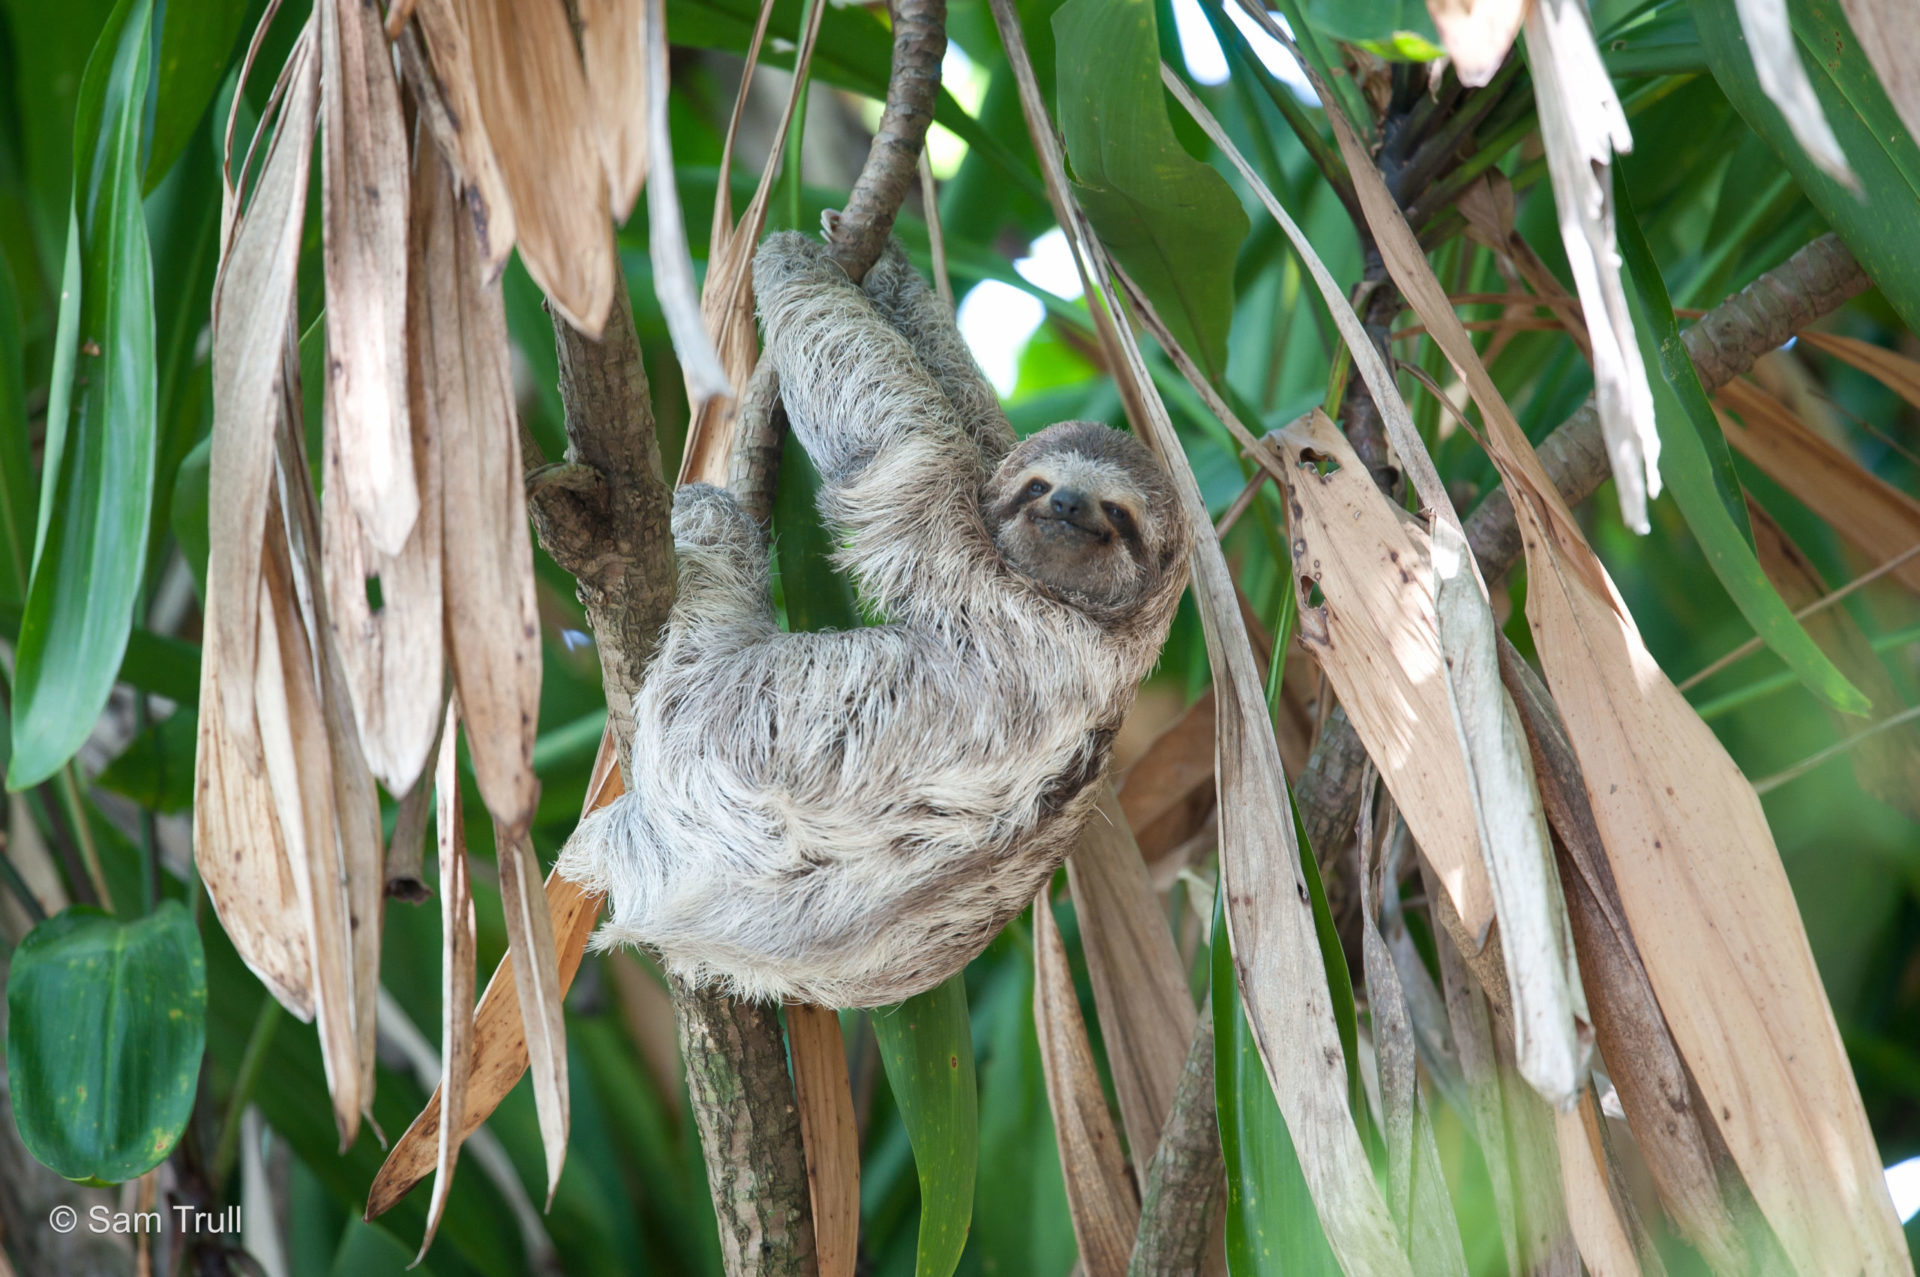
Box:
[145, 0, 249, 190]
[171, 432, 209, 597]
[6, 902, 206, 1183]
[871, 975, 979, 1277]
[1693, 0, 1920, 333]
[1615, 173, 1869, 716]
[1053, 0, 1249, 382]
[10, 0, 158, 789]
[1211, 886, 1342, 1275]
[0, 248, 32, 603]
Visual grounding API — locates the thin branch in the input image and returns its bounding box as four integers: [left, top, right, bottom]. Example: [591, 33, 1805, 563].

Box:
[827, 0, 947, 281]
[1753, 702, 1920, 795]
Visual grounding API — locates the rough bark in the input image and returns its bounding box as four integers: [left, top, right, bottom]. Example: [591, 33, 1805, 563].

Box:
[1127, 1005, 1227, 1277]
[527, 270, 817, 1276]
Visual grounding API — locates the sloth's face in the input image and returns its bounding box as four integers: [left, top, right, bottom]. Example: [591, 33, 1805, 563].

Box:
[983, 421, 1185, 615]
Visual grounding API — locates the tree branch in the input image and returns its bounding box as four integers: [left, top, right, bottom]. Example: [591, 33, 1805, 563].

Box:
[527, 271, 817, 1276]
[1127, 1004, 1226, 1277]
[1296, 233, 1869, 934]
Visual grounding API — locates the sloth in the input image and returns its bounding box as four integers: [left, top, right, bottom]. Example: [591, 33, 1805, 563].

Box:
[556, 231, 1190, 1007]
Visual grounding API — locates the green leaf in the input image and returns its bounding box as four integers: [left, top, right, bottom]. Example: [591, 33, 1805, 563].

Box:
[6, 902, 206, 1183]
[1614, 172, 1869, 716]
[871, 975, 979, 1277]
[170, 432, 209, 598]
[1211, 886, 1341, 1275]
[1693, 0, 1920, 333]
[145, 0, 249, 190]
[1296, 0, 1440, 55]
[1052, 0, 1248, 382]
[0, 248, 33, 604]
[95, 707, 196, 813]
[773, 430, 862, 631]
[10, 0, 158, 789]
[0, 0, 118, 281]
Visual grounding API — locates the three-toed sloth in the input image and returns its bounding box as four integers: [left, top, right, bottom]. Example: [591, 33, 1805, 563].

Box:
[557, 231, 1190, 1006]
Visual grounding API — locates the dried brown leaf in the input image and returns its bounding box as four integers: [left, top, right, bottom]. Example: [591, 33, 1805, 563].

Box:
[254, 508, 363, 1146]
[1115, 693, 1217, 863]
[1716, 377, 1920, 596]
[322, 138, 446, 793]
[1169, 68, 1588, 1107]
[579, 0, 649, 220]
[319, 0, 417, 557]
[406, 0, 515, 273]
[193, 570, 314, 1022]
[1033, 893, 1139, 1277]
[788, 1003, 859, 1277]
[416, 703, 476, 1262]
[1554, 1090, 1649, 1277]
[417, 139, 542, 833]
[1793, 329, 1920, 413]
[495, 819, 569, 1206]
[1064, 785, 1196, 1162]
[454, 0, 614, 335]
[367, 727, 617, 1221]
[1326, 96, 1907, 1272]
[208, 33, 317, 767]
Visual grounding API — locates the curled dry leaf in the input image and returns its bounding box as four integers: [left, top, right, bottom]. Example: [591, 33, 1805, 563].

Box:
[416, 139, 542, 834]
[787, 1003, 859, 1277]
[1522, 0, 1660, 535]
[1325, 94, 1908, 1275]
[208, 29, 318, 768]
[579, 0, 650, 221]
[1733, 0, 1856, 187]
[404, 0, 515, 274]
[1424, 0, 1527, 86]
[1715, 377, 1920, 597]
[1033, 893, 1139, 1277]
[1063, 784, 1196, 1162]
[989, 7, 1406, 1268]
[1116, 692, 1217, 862]
[454, 0, 614, 335]
[417, 702, 476, 1263]
[321, 141, 445, 795]
[319, 0, 418, 557]
[366, 726, 617, 1223]
[193, 569, 314, 1023]
[494, 818, 569, 1207]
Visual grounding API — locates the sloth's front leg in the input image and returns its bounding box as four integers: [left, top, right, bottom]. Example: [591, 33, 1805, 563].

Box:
[662, 484, 775, 648]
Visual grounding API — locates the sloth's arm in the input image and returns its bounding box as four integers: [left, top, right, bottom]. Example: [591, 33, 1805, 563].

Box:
[859, 240, 1017, 465]
[754, 230, 999, 614]
[661, 484, 776, 646]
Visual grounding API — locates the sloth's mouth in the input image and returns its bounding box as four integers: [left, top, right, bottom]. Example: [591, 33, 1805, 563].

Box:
[1028, 510, 1113, 544]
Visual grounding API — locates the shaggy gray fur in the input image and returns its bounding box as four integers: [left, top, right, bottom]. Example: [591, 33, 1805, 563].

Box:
[555, 233, 1190, 1007]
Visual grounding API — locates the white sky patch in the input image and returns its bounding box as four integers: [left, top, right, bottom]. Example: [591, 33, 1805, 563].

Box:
[1888, 1155, 1920, 1224]
[1015, 229, 1083, 300]
[958, 281, 1044, 396]
[1170, 0, 1319, 105]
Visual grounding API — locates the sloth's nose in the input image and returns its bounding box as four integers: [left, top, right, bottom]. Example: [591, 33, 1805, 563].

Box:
[1050, 488, 1090, 520]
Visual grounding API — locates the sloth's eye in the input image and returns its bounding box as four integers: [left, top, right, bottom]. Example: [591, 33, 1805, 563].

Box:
[1103, 502, 1134, 528]
[1026, 479, 1050, 497]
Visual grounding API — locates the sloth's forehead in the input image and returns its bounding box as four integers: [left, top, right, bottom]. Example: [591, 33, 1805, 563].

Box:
[1030, 452, 1141, 501]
